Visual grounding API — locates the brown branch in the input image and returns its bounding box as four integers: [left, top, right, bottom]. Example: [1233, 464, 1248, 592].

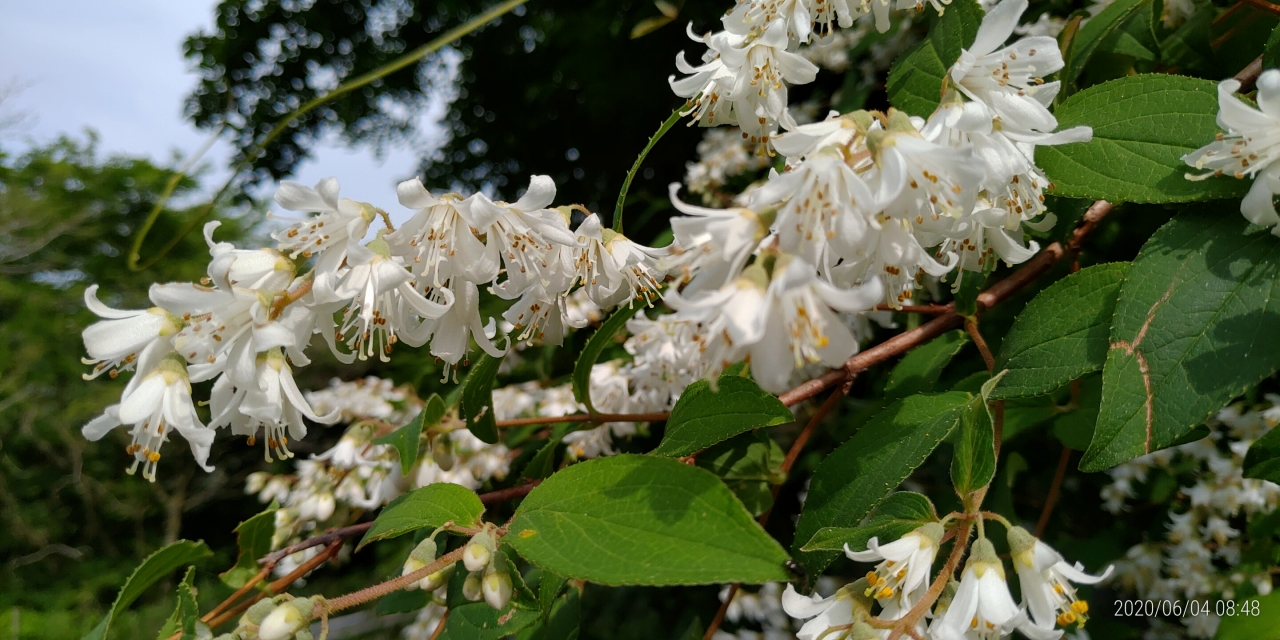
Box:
[201, 565, 270, 623]
[208, 540, 342, 630]
[260, 522, 373, 566]
[326, 546, 467, 613]
[1036, 446, 1073, 538]
[876, 303, 951, 315]
[1236, 55, 1264, 92]
[428, 609, 450, 640]
[479, 480, 541, 505]
[882, 523, 973, 640]
[496, 411, 673, 428]
[703, 584, 740, 640]
[964, 317, 995, 373]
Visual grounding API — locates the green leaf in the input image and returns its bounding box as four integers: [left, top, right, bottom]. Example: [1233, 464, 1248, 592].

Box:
[652, 376, 794, 457]
[524, 423, 571, 481]
[375, 394, 444, 475]
[357, 483, 485, 550]
[461, 353, 504, 444]
[1038, 74, 1249, 203]
[696, 431, 787, 518]
[883, 330, 969, 399]
[801, 492, 937, 552]
[573, 303, 646, 415]
[439, 602, 540, 640]
[992, 263, 1128, 399]
[517, 586, 581, 640]
[885, 0, 984, 115]
[1082, 209, 1280, 471]
[506, 454, 792, 585]
[952, 396, 997, 497]
[154, 567, 199, 640]
[1060, 0, 1149, 91]
[1213, 592, 1280, 640]
[1265, 23, 1280, 71]
[82, 540, 212, 640]
[1244, 427, 1280, 483]
[538, 571, 570, 616]
[793, 392, 969, 573]
[219, 502, 278, 588]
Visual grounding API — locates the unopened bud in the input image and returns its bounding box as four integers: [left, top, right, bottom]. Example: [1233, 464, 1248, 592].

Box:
[482, 570, 514, 610]
[409, 536, 439, 564]
[419, 563, 455, 592]
[432, 439, 456, 471]
[463, 530, 497, 572]
[258, 597, 314, 640]
[241, 596, 279, 626]
[462, 571, 484, 602]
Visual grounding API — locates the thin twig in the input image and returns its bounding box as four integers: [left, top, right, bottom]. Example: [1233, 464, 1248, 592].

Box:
[326, 546, 467, 612]
[1036, 446, 1073, 538]
[703, 584, 740, 640]
[428, 609, 450, 640]
[964, 318, 995, 373]
[876, 303, 951, 314]
[201, 565, 271, 622]
[260, 522, 373, 565]
[209, 540, 342, 630]
[479, 481, 541, 505]
[495, 411, 673, 428]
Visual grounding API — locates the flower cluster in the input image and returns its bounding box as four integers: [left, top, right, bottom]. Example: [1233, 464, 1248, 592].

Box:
[79, 170, 663, 479]
[1102, 396, 1280, 638]
[663, 0, 1089, 392]
[784, 524, 1111, 640]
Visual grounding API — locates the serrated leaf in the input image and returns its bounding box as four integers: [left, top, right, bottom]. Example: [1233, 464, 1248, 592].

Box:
[1061, 0, 1149, 91]
[438, 602, 540, 640]
[538, 571, 569, 616]
[523, 423, 570, 481]
[801, 492, 937, 552]
[884, 330, 969, 399]
[375, 394, 444, 475]
[462, 353, 504, 444]
[506, 455, 792, 585]
[1265, 23, 1280, 70]
[1082, 209, 1280, 471]
[516, 587, 581, 640]
[1038, 74, 1248, 203]
[652, 376, 793, 457]
[696, 431, 786, 517]
[219, 502, 278, 588]
[1052, 374, 1102, 450]
[357, 483, 485, 550]
[154, 566, 199, 640]
[1244, 427, 1280, 483]
[573, 303, 646, 416]
[793, 392, 969, 573]
[886, 0, 984, 115]
[952, 396, 997, 497]
[83, 540, 212, 640]
[993, 263, 1128, 399]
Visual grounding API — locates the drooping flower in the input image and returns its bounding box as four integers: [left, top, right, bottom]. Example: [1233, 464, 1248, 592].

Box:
[209, 348, 340, 461]
[1184, 70, 1280, 234]
[204, 221, 296, 293]
[845, 522, 944, 611]
[81, 284, 182, 380]
[931, 538, 1061, 640]
[386, 178, 499, 289]
[271, 177, 377, 300]
[781, 580, 874, 640]
[663, 184, 769, 297]
[572, 213, 666, 309]
[1008, 526, 1113, 634]
[82, 352, 214, 481]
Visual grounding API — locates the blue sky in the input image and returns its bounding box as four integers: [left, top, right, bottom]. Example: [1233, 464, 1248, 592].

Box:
[0, 0, 441, 222]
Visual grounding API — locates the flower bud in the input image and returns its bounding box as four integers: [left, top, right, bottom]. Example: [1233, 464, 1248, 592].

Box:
[420, 563, 455, 592]
[241, 596, 280, 627]
[462, 571, 484, 602]
[432, 437, 456, 471]
[482, 570, 514, 610]
[463, 530, 497, 572]
[258, 597, 314, 640]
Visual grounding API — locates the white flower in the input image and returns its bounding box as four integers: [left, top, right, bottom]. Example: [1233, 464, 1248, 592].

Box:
[750, 150, 877, 277]
[663, 184, 768, 297]
[670, 20, 818, 144]
[81, 284, 182, 380]
[209, 348, 340, 461]
[572, 213, 666, 309]
[386, 178, 499, 289]
[204, 221, 295, 292]
[1184, 70, 1280, 234]
[82, 352, 214, 481]
[1009, 527, 1113, 634]
[949, 0, 1090, 147]
[271, 177, 377, 299]
[932, 538, 1060, 640]
[324, 237, 454, 362]
[845, 522, 943, 611]
[781, 583, 871, 640]
[403, 279, 506, 380]
[457, 175, 577, 298]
